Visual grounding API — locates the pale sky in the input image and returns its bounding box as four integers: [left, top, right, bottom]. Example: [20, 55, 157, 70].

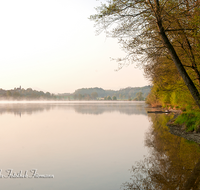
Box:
[0, 0, 148, 94]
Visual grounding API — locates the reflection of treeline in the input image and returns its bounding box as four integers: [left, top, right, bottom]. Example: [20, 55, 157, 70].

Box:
[122, 114, 200, 190]
[0, 104, 53, 116]
[73, 103, 146, 115]
[0, 102, 147, 116]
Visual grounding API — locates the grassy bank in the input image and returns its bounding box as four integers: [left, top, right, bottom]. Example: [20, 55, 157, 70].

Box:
[174, 110, 200, 132]
[145, 84, 200, 133]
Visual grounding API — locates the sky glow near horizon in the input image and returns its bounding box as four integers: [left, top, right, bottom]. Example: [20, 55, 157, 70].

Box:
[0, 0, 149, 94]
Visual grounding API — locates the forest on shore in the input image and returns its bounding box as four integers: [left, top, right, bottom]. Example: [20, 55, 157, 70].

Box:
[90, 1, 200, 111]
[0, 85, 151, 101]
[90, 0, 200, 137]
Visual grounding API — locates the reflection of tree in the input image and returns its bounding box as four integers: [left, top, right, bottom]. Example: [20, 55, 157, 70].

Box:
[73, 103, 147, 115]
[122, 114, 200, 190]
[0, 102, 146, 116]
[0, 104, 53, 116]
[0, 102, 148, 116]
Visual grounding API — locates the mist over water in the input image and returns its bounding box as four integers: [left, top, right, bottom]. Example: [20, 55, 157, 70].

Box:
[0, 101, 147, 116]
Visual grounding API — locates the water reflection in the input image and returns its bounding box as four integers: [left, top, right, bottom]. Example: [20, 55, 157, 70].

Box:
[0, 101, 149, 190]
[0, 103, 52, 116]
[73, 102, 146, 115]
[122, 114, 200, 190]
[0, 101, 147, 116]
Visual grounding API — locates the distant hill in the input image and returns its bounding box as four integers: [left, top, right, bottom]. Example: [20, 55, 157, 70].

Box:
[117, 86, 151, 99]
[74, 87, 109, 97]
[73, 86, 152, 100]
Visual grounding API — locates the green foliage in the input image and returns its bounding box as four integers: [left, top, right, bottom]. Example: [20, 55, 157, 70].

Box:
[145, 85, 162, 107]
[146, 83, 198, 109]
[91, 0, 200, 108]
[170, 91, 179, 106]
[112, 95, 117, 100]
[175, 111, 200, 132]
[133, 92, 144, 101]
[107, 96, 112, 100]
[91, 92, 98, 100]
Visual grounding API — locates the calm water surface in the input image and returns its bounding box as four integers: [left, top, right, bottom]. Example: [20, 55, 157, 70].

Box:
[0, 101, 148, 190]
[0, 101, 199, 190]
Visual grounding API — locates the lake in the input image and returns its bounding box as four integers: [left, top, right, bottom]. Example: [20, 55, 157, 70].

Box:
[0, 101, 199, 189]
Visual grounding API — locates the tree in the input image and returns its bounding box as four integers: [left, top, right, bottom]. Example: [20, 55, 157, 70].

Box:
[6, 90, 11, 97]
[134, 92, 144, 101]
[112, 95, 117, 100]
[91, 92, 98, 100]
[45, 92, 51, 97]
[90, 0, 200, 108]
[107, 95, 112, 100]
[122, 95, 126, 100]
[84, 94, 92, 100]
[73, 94, 78, 100]
[78, 94, 83, 100]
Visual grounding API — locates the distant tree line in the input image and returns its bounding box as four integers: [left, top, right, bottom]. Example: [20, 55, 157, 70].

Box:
[0, 87, 55, 100]
[73, 92, 98, 100]
[73, 86, 151, 100]
[104, 95, 117, 100]
[0, 85, 150, 101]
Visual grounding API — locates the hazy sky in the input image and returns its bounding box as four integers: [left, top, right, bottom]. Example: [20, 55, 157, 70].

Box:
[0, 0, 149, 94]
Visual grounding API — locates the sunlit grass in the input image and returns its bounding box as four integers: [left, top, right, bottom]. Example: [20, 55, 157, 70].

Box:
[175, 110, 200, 132]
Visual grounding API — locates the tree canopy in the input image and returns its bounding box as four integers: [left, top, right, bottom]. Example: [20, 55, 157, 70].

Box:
[90, 0, 200, 108]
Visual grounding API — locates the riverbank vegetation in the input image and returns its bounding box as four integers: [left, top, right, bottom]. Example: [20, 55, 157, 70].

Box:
[142, 1, 200, 111]
[174, 110, 200, 132]
[91, 0, 200, 109]
[90, 1, 200, 135]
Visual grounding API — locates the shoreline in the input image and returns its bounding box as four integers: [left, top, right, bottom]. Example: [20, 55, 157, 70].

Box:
[167, 114, 200, 144]
[147, 106, 200, 144]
